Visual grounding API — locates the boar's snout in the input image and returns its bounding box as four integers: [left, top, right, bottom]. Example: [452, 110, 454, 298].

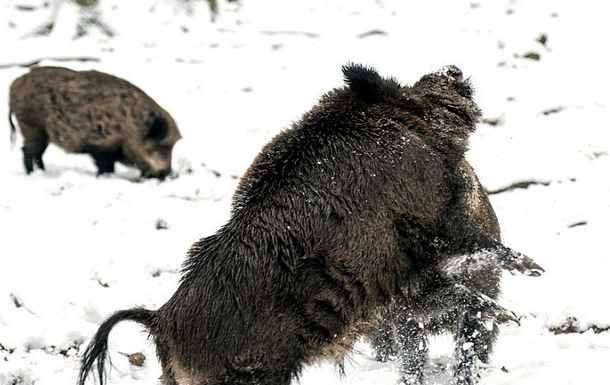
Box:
[433, 65, 473, 99]
[138, 116, 180, 180]
[443, 65, 463, 82]
[133, 149, 174, 180]
[143, 168, 171, 180]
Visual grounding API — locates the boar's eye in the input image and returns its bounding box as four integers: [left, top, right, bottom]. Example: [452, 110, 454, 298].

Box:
[147, 116, 169, 141]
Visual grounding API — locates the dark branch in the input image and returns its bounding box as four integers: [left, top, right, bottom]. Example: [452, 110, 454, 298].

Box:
[0, 56, 101, 70]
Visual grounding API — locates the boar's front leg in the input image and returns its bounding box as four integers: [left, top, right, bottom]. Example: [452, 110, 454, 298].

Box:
[450, 285, 516, 385]
[441, 218, 544, 277]
[441, 282, 517, 385]
[370, 309, 428, 385]
[488, 244, 544, 276]
[442, 244, 544, 279]
[89, 149, 120, 175]
[385, 279, 517, 385]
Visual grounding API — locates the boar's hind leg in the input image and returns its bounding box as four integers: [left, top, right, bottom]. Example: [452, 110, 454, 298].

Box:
[21, 131, 49, 174]
[439, 282, 515, 385]
[395, 318, 428, 385]
[454, 315, 483, 385]
[371, 309, 428, 385]
[89, 150, 120, 175]
[218, 352, 295, 385]
[218, 367, 292, 385]
[371, 319, 397, 362]
[453, 303, 504, 385]
[392, 280, 515, 385]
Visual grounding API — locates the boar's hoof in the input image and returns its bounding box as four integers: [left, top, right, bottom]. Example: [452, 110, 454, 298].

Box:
[494, 246, 545, 277]
[480, 306, 520, 327]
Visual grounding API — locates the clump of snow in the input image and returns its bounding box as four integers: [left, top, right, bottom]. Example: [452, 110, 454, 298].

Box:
[1, 0, 609, 384]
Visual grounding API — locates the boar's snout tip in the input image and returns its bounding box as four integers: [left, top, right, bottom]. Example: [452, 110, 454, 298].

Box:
[443, 65, 463, 82]
[143, 169, 171, 180]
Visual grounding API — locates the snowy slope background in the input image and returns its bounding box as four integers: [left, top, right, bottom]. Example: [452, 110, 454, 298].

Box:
[0, 0, 609, 384]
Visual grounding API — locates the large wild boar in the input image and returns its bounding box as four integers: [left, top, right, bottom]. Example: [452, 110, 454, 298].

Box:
[9, 66, 181, 179]
[78, 64, 542, 385]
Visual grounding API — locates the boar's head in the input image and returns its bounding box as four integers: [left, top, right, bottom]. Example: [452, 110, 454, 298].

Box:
[404, 65, 482, 156]
[123, 111, 182, 179]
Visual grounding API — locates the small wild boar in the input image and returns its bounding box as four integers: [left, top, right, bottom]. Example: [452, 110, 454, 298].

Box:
[369, 159, 511, 385]
[9, 66, 181, 179]
[78, 64, 542, 385]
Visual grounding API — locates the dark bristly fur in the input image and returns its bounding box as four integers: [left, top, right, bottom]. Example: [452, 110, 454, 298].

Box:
[9, 66, 181, 179]
[78, 64, 543, 385]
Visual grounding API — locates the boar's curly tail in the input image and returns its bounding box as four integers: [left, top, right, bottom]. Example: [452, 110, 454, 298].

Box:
[9, 107, 16, 149]
[78, 308, 156, 385]
[342, 62, 401, 102]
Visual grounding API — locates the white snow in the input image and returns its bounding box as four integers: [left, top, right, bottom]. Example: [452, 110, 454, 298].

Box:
[0, 0, 609, 384]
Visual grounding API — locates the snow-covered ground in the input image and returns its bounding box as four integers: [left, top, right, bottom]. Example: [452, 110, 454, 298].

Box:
[0, 0, 609, 384]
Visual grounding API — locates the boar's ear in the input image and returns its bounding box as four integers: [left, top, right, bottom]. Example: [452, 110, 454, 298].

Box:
[147, 116, 169, 141]
[342, 62, 401, 102]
